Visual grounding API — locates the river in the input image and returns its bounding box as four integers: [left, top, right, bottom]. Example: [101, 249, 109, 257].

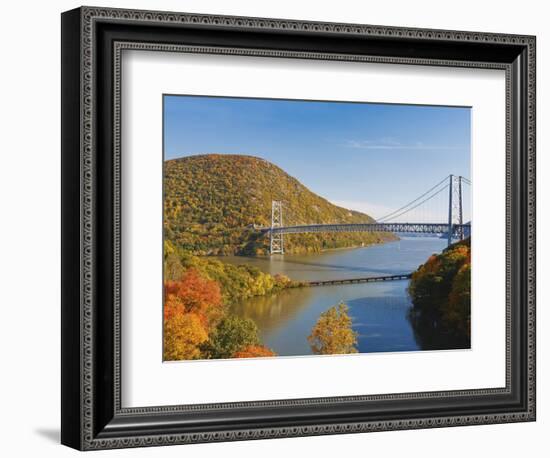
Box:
[220, 236, 447, 356]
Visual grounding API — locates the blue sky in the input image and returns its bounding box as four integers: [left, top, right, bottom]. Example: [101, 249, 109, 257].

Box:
[164, 95, 471, 220]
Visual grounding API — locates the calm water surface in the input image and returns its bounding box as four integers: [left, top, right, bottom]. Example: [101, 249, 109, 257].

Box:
[221, 237, 447, 356]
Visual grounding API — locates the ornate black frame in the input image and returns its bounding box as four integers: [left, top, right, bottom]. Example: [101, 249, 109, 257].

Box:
[61, 6, 536, 450]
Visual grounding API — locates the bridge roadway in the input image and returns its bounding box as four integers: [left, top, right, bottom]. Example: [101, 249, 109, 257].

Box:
[260, 222, 471, 237]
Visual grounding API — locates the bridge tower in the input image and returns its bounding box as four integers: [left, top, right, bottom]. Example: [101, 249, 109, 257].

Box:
[447, 175, 464, 246]
[270, 200, 284, 254]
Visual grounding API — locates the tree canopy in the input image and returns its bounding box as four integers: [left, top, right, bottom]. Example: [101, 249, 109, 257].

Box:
[308, 302, 358, 355]
[408, 238, 471, 349]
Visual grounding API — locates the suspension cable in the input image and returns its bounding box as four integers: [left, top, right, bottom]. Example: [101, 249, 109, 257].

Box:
[376, 175, 450, 222]
[381, 183, 450, 222]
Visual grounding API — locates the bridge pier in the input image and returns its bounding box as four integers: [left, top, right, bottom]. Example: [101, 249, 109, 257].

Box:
[270, 200, 284, 254]
[448, 175, 465, 246]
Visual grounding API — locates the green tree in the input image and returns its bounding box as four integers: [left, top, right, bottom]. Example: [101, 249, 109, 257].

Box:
[308, 302, 358, 355]
[201, 315, 261, 359]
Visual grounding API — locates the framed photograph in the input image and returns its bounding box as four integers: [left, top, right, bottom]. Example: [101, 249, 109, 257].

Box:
[61, 6, 536, 450]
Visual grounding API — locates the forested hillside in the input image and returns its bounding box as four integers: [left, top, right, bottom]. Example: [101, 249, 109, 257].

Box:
[408, 238, 471, 349]
[164, 154, 396, 255]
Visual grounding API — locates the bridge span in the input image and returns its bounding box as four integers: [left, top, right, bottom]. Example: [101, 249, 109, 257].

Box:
[260, 222, 470, 238]
[262, 174, 471, 254]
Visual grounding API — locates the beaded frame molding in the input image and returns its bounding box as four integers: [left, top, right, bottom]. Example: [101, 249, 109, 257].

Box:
[61, 6, 536, 451]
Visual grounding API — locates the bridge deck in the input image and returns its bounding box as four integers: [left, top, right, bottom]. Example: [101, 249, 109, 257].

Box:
[260, 222, 470, 236]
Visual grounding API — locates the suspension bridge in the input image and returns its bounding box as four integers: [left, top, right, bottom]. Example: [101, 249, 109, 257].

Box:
[258, 174, 471, 255]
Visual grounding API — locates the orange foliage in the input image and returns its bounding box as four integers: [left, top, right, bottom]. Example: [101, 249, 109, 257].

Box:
[163, 312, 208, 361]
[163, 269, 225, 360]
[232, 345, 276, 359]
[411, 255, 440, 283]
[164, 269, 223, 327]
[423, 255, 441, 272]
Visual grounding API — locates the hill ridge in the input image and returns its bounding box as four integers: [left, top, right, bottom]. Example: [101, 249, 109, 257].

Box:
[164, 154, 394, 255]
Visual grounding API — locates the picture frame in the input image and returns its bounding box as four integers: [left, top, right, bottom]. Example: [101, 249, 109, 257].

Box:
[61, 5, 536, 450]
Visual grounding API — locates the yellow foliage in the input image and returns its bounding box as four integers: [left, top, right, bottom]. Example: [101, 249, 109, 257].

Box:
[308, 302, 358, 355]
[163, 312, 209, 361]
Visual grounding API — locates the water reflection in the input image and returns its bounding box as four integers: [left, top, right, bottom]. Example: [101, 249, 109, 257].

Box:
[223, 237, 448, 356]
[230, 287, 314, 337]
[408, 310, 470, 351]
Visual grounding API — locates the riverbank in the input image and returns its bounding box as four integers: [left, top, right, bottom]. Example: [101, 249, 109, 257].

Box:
[264, 235, 400, 256]
[228, 236, 448, 356]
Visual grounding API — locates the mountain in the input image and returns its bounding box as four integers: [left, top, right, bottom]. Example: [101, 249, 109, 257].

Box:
[164, 154, 396, 255]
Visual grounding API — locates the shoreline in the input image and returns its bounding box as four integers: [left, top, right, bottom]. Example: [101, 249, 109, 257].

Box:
[198, 234, 401, 259]
[183, 231, 447, 259]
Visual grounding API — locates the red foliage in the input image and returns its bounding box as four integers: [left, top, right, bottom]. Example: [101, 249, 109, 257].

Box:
[164, 269, 222, 325]
[232, 345, 276, 359]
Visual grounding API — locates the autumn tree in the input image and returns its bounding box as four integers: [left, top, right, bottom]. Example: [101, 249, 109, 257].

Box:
[445, 263, 471, 338]
[163, 269, 224, 360]
[162, 241, 302, 361]
[201, 315, 262, 359]
[408, 238, 471, 349]
[308, 302, 358, 355]
[163, 313, 208, 361]
[233, 345, 277, 358]
[164, 268, 224, 328]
